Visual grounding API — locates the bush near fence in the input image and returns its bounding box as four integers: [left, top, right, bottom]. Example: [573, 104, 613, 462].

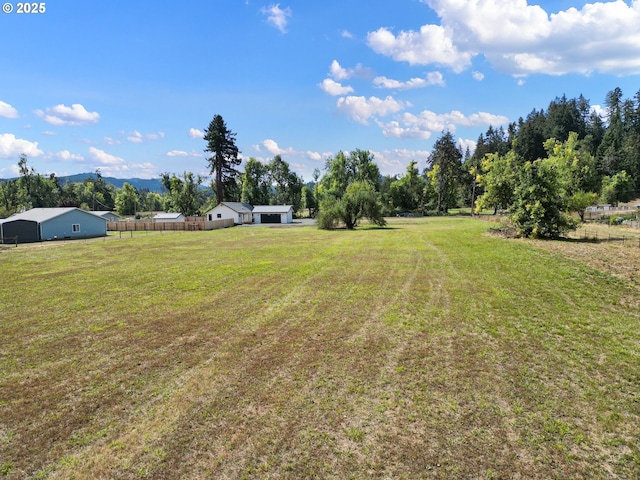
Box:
[107, 218, 234, 231]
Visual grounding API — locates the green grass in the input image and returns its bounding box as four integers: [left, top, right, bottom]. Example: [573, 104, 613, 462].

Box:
[1, 218, 640, 478]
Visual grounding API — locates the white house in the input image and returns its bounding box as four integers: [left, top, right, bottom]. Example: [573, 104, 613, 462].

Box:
[154, 212, 185, 223]
[252, 205, 293, 224]
[205, 202, 253, 225]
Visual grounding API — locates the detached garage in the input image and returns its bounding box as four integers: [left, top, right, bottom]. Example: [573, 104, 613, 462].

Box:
[252, 205, 293, 224]
[0, 207, 108, 244]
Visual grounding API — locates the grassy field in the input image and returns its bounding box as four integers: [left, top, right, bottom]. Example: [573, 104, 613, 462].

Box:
[1, 217, 640, 479]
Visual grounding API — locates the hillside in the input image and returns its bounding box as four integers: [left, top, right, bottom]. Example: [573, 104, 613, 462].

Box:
[58, 173, 165, 192]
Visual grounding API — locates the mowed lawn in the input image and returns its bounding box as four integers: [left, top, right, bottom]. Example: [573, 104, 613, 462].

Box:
[1, 217, 640, 479]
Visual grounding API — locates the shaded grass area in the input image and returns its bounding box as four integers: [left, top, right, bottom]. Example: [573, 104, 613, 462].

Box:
[1, 218, 640, 478]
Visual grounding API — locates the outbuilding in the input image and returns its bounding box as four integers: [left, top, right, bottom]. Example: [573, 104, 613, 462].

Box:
[252, 205, 293, 224]
[153, 212, 185, 223]
[0, 207, 108, 244]
[90, 211, 121, 222]
[205, 202, 253, 225]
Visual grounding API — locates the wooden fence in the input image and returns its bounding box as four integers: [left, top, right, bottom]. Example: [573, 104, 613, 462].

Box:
[107, 218, 234, 232]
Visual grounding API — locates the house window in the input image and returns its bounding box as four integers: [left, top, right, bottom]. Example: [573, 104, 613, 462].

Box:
[72, 224, 80, 232]
[217, 213, 222, 219]
[208, 214, 212, 221]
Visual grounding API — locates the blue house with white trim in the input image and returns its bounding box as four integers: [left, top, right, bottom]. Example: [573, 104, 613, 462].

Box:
[0, 207, 108, 244]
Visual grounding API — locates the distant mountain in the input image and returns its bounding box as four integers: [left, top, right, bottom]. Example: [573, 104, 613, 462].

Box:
[58, 173, 165, 192]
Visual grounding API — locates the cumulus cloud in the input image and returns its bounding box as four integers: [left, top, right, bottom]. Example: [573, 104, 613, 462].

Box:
[341, 30, 354, 39]
[367, 24, 473, 72]
[189, 128, 204, 139]
[371, 148, 432, 175]
[373, 71, 445, 89]
[472, 71, 485, 81]
[0, 134, 43, 158]
[319, 78, 354, 96]
[458, 138, 477, 154]
[378, 109, 509, 139]
[262, 4, 292, 33]
[336, 95, 407, 125]
[88, 147, 124, 166]
[329, 60, 373, 80]
[56, 150, 84, 161]
[368, 0, 640, 76]
[0, 100, 19, 119]
[35, 103, 100, 126]
[262, 139, 296, 156]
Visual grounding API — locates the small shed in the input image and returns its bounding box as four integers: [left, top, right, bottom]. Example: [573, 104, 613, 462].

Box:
[0, 207, 107, 244]
[154, 212, 185, 223]
[252, 205, 293, 224]
[206, 202, 253, 224]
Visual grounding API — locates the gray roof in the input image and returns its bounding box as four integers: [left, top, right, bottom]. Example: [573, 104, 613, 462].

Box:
[154, 212, 184, 219]
[252, 205, 293, 214]
[219, 202, 254, 214]
[0, 207, 82, 224]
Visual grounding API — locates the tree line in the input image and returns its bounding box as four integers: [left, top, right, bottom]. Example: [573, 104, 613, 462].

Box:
[313, 87, 640, 236]
[3, 87, 639, 237]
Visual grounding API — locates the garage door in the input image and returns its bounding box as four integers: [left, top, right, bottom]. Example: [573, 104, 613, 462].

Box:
[1, 219, 40, 243]
[260, 213, 281, 224]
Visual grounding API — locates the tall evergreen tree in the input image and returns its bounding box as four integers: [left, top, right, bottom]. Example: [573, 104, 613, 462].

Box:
[203, 115, 241, 204]
[427, 131, 462, 214]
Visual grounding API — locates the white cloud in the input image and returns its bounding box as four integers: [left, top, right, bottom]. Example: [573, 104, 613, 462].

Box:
[127, 130, 164, 143]
[166, 149, 201, 157]
[591, 104, 606, 119]
[145, 132, 165, 140]
[262, 139, 296, 156]
[369, 0, 640, 76]
[378, 109, 509, 139]
[0, 100, 18, 119]
[472, 71, 485, 81]
[329, 60, 373, 80]
[166, 150, 189, 157]
[42, 131, 56, 136]
[35, 103, 100, 126]
[371, 149, 432, 175]
[56, 150, 84, 161]
[319, 78, 354, 96]
[88, 147, 124, 166]
[336, 95, 407, 125]
[0, 133, 43, 158]
[458, 138, 477, 154]
[128, 131, 144, 143]
[367, 25, 473, 72]
[341, 30, 354, 39]
[373, 72, 444, 89]
[104, 136, 121, 145]
[261, 4, 292, 34]
[306, 151, 323, 161]
[189, 128, 204, 139]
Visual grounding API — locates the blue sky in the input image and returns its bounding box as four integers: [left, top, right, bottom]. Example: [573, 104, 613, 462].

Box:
[1, 0, 640, 182]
